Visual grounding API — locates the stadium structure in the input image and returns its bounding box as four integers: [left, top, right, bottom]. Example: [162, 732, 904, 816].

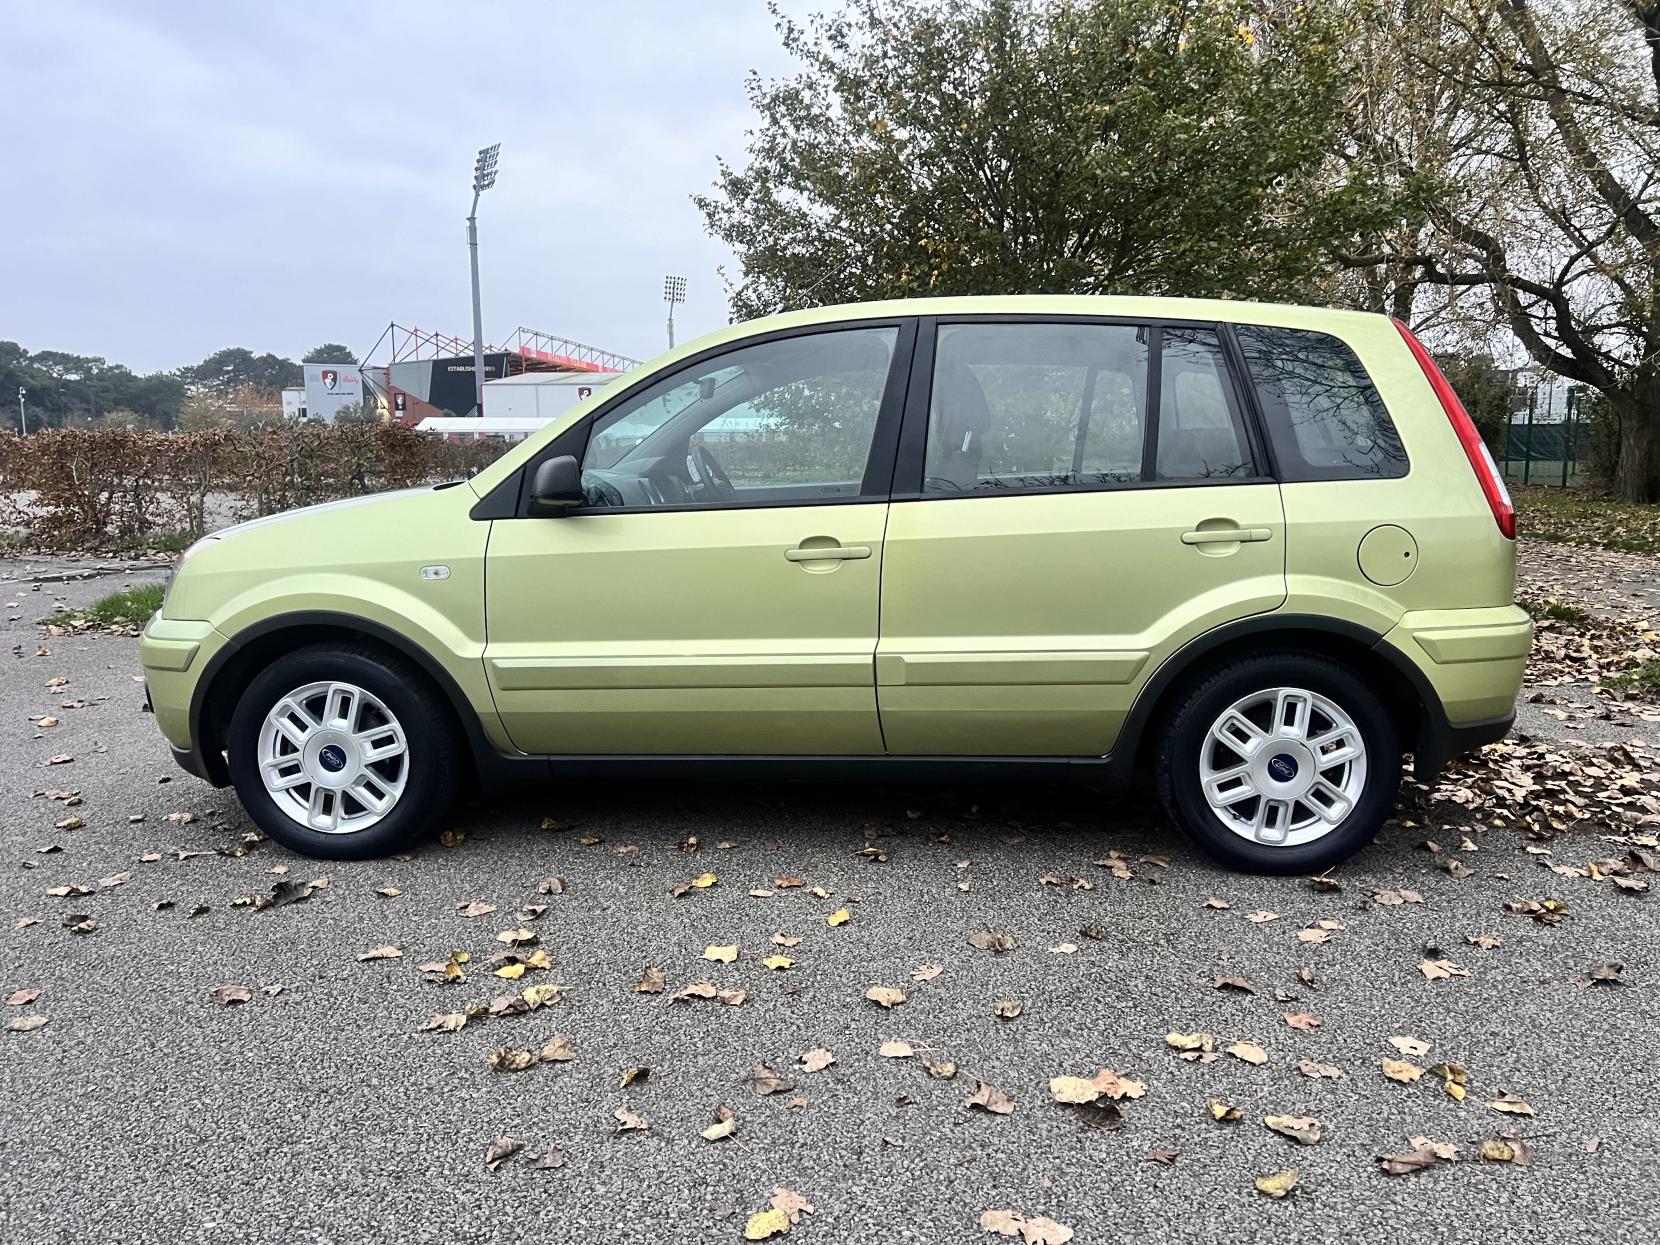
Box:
[355, 323, 641, 425]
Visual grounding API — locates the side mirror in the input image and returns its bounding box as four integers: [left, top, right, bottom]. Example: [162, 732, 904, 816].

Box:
[529, 455, 584, 515]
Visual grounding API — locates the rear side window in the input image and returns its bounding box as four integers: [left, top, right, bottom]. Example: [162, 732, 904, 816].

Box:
[1235, 325, 1408, 481]
[924, 322, 1150, 492]
[1155, 328, 1255, 481]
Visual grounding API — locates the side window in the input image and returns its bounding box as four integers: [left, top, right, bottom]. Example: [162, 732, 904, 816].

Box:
[578, 326, 898, 508]
[1154, 329, 1255, 480]
[923, 323, 1150, 492]
[1235, 325, 1408, 480]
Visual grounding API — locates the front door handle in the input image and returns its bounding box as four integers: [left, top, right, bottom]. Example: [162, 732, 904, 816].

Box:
[1181, 527, 1272, 545]
[785, 544, 872, 562]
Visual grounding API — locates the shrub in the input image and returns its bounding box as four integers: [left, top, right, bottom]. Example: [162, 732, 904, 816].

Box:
[0, 425, 511, 548]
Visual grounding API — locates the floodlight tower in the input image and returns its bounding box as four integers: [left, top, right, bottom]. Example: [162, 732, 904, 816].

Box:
[664, 275, 687, 350]
[16, 386, 25, 435]
[467, 143, 501, 415]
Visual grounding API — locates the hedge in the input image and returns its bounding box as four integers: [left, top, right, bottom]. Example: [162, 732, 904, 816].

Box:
[0, 425, 510, 548]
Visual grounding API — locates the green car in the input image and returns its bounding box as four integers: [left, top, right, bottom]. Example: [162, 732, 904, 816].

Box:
[142, 296, 1530, 873]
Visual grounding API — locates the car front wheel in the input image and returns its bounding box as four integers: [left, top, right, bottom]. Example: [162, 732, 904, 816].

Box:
[226, 642, 462, 859]
[1155, 652, 1401, 875]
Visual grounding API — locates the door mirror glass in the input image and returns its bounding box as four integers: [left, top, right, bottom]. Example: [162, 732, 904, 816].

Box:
[529, 455, 584, 515]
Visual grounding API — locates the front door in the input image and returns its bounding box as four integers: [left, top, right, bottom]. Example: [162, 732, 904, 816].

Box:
[484, 322, 911, 755]
[877, 319, 1287, 756]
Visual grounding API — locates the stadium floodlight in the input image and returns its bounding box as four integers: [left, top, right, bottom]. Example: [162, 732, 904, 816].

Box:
[466, 143, 502, 415]
[16, 385, 26, 435]
[664, 274, 688, 350]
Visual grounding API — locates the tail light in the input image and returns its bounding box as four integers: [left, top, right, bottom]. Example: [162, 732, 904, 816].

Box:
[1392, 318, 1515, 540]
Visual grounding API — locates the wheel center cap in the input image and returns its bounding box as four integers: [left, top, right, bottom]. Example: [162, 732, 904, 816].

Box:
[318, 744, 348, 773]
[1252, 738, 1317, 799]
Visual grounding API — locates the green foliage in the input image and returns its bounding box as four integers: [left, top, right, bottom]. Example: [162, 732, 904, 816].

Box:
[1, 340, 187, 432]
[1519, 597, 1588, 624]
[48, 583, 165, 630]
[1609, 658, 1660, 696]
[698, 0, 1407, 317]
[1514, 485, 1660, 555]
[184, 347, 302, 395]
[303, 342, 357, 365]
[1434, 352, 1523, 453]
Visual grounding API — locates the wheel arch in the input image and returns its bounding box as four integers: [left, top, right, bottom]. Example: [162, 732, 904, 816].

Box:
[1111, 613, 1445, 787]
[190, 611, 493, 788]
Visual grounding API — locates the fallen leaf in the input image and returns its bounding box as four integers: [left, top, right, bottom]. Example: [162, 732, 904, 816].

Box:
[483, 1137, 522, 1172]
[1254, 1170, 1299, 1199]
[1283, 1011, 1321, 1031]
[419, 1012, 469, 1033]
[978, 1209, 1074, 1243]
[1430, 1063, 1469, 1101]
[209, 984, 252, 1007]
[911, 963, 943, 981]
[993, 998, 1023, 1019]
[762, 955, 795, 971]
[1297, 1059, 1344, 1080]
[1479, 1137, 1533, 1165]
[1419, 958, 1470, 980]
[1167, 1032, 1216, 1053]
[1382, 1058, 1425, 1083]
[1212, 976, 1256, 994]
[613, 1107, 649, 1134]
[743, 1208, 789, 1241]
[769, 1187, 815, 1225]
[1245, 910, 1279, 923]
[487, 1047, 537, 1072]
[879, 1040, 914, 1058]
[701, 1118, 737, 1143]
[704, 944, 739, 963]
[619, 1065, 650, 1088]
[1208, 1099, 1242, 1122]
[1486, 1093, 1535, 1117]
[826, 908, 850, 926]
[749, 1063, 795, 1096]
[356, 945, 403, 962]
[1377, 1146, 1442, 1176]
[456, 901, 496, 918]
[6, 989, 42, 1006]
[1227, 1041, 1268, 1065]
[1390, 1035, 1431, 1057]
[540, 1035, 576, 1062]
[634, 966, 666, 994]
[968, 929, 1017, 953]
[926, 1060, 958, 1080]
[866, 985, 907, 1009]
[800, 1047, 835, 1073]
[7, 1015, 48, 1032]
[528, 1147, 565, 1170]
[1265, 1114, 1322, 1145]
[966, 1081, 1016, 1115]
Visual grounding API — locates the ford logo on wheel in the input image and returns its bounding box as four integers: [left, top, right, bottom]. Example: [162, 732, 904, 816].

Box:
[1267, 753, 1299, 783]
[318, 744, 348, 773]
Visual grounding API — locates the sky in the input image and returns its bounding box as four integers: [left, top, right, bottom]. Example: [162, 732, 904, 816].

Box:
[0, 1, 802, 374]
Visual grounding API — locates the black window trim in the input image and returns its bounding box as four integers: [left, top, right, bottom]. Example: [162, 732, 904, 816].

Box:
[473, 316, 918, 520]
[889, 312, 1278, 503]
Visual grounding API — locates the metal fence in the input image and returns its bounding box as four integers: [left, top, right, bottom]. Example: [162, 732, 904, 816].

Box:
[1501, 384, 1589, 487]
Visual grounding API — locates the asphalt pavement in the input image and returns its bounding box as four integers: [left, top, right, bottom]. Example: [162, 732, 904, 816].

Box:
[2, 557, 1656, 1245]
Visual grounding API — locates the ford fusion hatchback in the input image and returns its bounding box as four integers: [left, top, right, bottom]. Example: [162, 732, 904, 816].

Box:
[141, 296, 1530, 873]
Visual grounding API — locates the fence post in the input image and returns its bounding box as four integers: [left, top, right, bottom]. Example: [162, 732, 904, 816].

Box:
[1523, 388, 1535, 486]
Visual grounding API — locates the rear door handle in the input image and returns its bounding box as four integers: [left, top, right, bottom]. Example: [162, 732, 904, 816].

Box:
[1181, 527, 1272, 545]
[786, 544, 872, 562]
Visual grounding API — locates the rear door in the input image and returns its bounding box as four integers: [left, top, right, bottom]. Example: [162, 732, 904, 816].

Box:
[876, 317, 1286, 756]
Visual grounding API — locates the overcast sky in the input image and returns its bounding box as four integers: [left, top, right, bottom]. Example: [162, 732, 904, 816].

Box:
[0, 1, 800, 374]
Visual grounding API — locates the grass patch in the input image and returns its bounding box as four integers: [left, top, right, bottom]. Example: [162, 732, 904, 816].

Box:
[48, 581, 165, 631]
[1608, 658, 1660, 697]
[1520, 597, 1590, 624]
[1514, 486, 1660, 555]
[115, 530, 195, 555]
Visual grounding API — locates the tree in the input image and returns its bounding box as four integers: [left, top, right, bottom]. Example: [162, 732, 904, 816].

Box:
[1434, 350, 1523, 451]
[303, 342, 358, 365]
[1343, 0, 1660, 501]
[184, 347, 301, 395]
[697, 0, 1403, 320]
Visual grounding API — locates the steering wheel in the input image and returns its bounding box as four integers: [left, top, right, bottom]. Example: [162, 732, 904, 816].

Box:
[694, 444, 736, 500]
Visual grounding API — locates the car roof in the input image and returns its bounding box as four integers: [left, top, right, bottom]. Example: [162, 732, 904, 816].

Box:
[737, 293, 1388, 334]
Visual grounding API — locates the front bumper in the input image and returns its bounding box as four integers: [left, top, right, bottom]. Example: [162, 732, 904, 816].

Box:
[140, 616, 230, 785]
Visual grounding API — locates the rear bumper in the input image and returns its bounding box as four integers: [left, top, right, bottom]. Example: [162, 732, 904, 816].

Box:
[1379, 605, 1531, 779]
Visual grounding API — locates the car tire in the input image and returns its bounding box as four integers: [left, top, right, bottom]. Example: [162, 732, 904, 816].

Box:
[1155, 651, 1401, 875]
[226, 642, 462, 860]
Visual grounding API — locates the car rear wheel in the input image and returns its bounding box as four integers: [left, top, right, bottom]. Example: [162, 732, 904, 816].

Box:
[227, 643, 461, 859]
[1155, 652, 1401, 875]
